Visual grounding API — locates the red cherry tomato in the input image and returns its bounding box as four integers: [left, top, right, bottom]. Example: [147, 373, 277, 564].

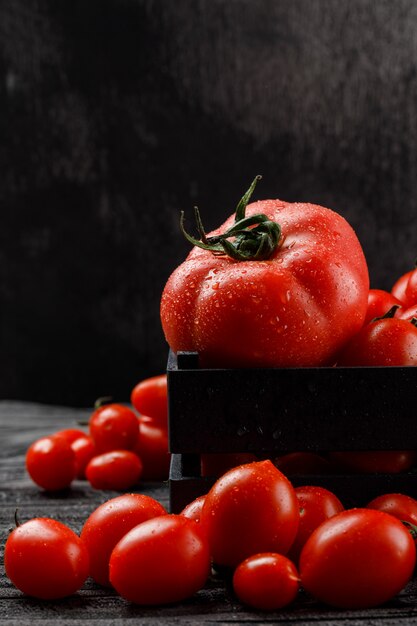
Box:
[274, 452, 333, 475]
[392, 267, 417, 308]
[89, 403, 139, 453]
[367, 493, 417, 529]
[5, 517, 89, 599]
[336, 317, 417, 366]
[233, 553, 300, 611]
[109, 515, 211, 605]
[180, 495, 206, 524]
[300, 508, 416, 608]
[364, 289, 402, 324]
[134, 416, 171, 481]
[200, 452, 257, 477]
[131, 375, 168, 426]
[53, 428, 89, 444]
[71, 435, 96, 479]
[201, 460, 299, 568]
[328, 450, 417, 473]
[86, 450, 143, 490]
[26, 436, 76, 491]
[80, 493, 166, 586]
[287, 486, 344, 564]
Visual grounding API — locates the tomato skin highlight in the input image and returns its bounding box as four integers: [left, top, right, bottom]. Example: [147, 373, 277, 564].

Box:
[86, 450, 143, 490]
[161, 199, 369, 368]
[131, 374, 168, 427]
[300, 508, 416, 609]
[233, 553, 300, 611]
[201, 460, 299, 568]
[80, 493, 166, 587]
[26, 436, 77, 491]
[5, 518, 89, 600]
[109, 515, 211, 605]
[89, 404, 139, 453]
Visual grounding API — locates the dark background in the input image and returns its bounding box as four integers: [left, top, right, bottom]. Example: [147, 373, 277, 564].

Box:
[1, 0, 417, 406]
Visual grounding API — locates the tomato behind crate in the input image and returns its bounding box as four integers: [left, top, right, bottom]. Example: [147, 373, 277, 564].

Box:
[81, 493, 166, 587]
[328, 450, 417, 474]
[86, 450, 143, 490]
[131, 374, 168, 427]
[233, 553, 300, 611]
[26, 436, 77, 491]
[161, 177, 369, 368]
[109, 515, 211, 605]
[300, 508, 416, 608]
[5, 517, 89, 600]
[201, 460, 299, 568]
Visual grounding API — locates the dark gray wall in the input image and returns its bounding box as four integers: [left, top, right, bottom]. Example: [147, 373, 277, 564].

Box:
[1, 0, 417, 405]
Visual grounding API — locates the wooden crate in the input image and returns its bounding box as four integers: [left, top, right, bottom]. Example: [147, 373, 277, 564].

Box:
[167, 350, 417, 512]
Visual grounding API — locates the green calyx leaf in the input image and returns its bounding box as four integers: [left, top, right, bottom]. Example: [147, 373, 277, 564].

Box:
[180, 175, 282, 262]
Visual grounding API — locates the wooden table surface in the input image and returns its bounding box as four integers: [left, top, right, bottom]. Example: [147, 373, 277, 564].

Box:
[2, 400, 417, 625]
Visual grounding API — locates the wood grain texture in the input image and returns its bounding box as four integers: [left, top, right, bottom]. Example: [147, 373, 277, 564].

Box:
[2, 401, 417, 624]
[1, 0, 417, 405]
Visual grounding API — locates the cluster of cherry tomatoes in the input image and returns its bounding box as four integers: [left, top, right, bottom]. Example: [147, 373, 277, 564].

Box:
[5, 459, 417, 610]
[25, 374, 171, 492]
[335, 266, 417, 367]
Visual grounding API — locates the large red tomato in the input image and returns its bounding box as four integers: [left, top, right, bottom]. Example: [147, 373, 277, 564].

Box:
[300, 508, 415, 608]
[200, 460, 299, 568]
[160, 178, 369, 368]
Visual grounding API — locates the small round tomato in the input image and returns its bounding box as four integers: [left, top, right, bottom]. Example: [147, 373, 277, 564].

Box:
[134, 416, 171, 481]
[287, 486, 344, 564]
[180, 495, 206, 524]
[86, 450, 143, 490]
[336, 317, 417, 366]
[367, 493, 417, 528]
[5, 517, 89, 599]
[71, 435, 96, 479]
[26, 436, 76, 491]
[81, 493, 166, 586]
[201, 460, 299, 568]
[89, 403, 139, 453]
[109, 515, 211, 605]
[392, 267, 417, 308]
[328, 450, 417, 473]
[300, 508, 416, 608]
[200, 453, 257, 477]
[274, 452, 333, 475]
[53, 428, 89, 444]
[364, 289, 402, 324]
[233, 553, 300, 610]
[131, 374, 168, 427]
